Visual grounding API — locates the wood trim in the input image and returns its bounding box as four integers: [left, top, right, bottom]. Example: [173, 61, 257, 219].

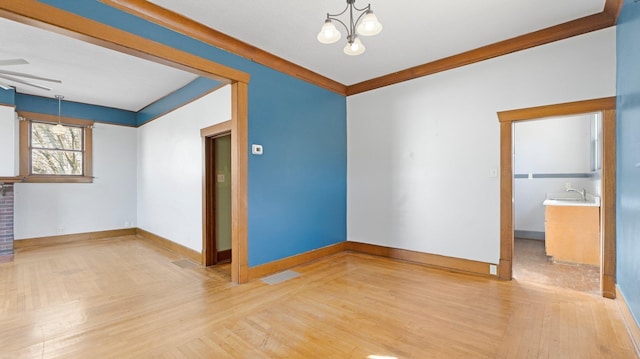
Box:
[0, 0, 248, 84]
[18, 112, 94, 183]
[0, 254, 14, 263]
[497, 97, 616, 122]
[19, 111, 95, 127]
[0, 177, 23, 183]
[347, 242, 495, 277]
[135, 228, 201, 263]
[604, 0, 624, 23]
[20, 176, 93, 184]
[616, 286, 640, 357]
[18, 119, 28, 177]
[347, 13, 616, 95]
[248, 242, 348, 280]
[601, 109, 616, 299]
[499, 121, 513, 280]
[14, 228, 136, 249]
[497, 97, 616, 297]
[200, 120, 231, 138]
[84, 125, 93, 178]
[100, 0, 347, 96]
[231, 82, 249, 283]
[202, 136, 215, 266]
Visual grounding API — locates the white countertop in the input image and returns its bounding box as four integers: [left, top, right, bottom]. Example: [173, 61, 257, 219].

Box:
[543, 193, 601, 207]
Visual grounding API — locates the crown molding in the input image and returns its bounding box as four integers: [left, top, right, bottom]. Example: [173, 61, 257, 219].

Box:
[347, 9, 619, 95]
[101, 0, 347, 96]
[7, 0, 623, 98]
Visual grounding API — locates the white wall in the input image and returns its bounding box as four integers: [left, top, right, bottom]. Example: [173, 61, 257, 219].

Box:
[0, 105, 17, 176]
[137, 85, 231, 252]
[14, 122, 137, 239]
[347, 28, 616, 264]
[514, 114, 599, 234]
[514, 114, 593, 174]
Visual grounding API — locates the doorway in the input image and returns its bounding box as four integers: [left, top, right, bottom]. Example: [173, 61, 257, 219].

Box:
[205, 133, 232, 265]
[512, 113, 602, 294]
[497, 97, 616, 298]
[202, 120, 233, 267]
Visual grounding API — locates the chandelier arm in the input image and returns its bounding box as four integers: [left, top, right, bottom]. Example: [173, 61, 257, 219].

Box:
[326, 16, 351, 39]
[352, 3, 371, 13]
[326, 3, 350, 18]
[353, 6, 372, 28]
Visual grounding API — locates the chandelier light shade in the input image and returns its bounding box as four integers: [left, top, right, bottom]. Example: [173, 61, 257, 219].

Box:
[51, 94, 66, 136]
[343, 37, 365, 56]
[317, 20, 341, 44]
[317, 0, 383, 56]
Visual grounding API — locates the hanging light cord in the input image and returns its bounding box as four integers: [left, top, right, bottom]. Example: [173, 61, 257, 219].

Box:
[56, 95, 63, 125]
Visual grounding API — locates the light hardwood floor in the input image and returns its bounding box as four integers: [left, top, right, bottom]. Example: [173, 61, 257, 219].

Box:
[0, 235, 637, 358]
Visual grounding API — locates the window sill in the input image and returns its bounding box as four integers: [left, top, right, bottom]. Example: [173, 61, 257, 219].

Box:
[21, 176, 94, 184]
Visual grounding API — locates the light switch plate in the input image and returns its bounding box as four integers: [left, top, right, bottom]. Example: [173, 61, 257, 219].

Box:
[252, 144, 263, 155]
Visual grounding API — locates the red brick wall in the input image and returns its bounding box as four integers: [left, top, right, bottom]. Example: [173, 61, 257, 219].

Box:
[0, 184, 14, 262]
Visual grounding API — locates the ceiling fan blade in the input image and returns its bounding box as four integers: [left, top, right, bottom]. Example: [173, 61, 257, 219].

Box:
[0, 70, 62, 83]
[0, 59, 29, 66]
[0, 74, 52, 91]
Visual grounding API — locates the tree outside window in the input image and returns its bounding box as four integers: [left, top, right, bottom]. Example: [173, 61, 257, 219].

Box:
[30, 122, 84, 175]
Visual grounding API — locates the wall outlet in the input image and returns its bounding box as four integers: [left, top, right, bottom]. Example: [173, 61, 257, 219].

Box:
[489, 168, 498, 177]
[565, 182, 572, 190]
[489, 264, 497, 275]
[56, 226, 64, 234]
[124, 221, 131, 228]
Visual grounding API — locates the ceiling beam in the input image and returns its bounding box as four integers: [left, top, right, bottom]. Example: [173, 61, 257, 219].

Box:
[101, 0, 348, 96]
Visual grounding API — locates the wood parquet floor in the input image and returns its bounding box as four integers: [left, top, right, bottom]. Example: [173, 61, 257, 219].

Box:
[0, 235, 637, 358]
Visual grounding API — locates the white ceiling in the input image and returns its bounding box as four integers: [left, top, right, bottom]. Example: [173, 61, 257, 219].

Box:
[0, 16, 197, 112]
[0, 0, 607, 111]
[149, 0, 606, 85]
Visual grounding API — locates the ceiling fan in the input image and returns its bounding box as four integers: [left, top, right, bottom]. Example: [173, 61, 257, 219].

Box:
[0, 58, 62, 91]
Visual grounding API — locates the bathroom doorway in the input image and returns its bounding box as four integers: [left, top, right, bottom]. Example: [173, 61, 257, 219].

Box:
[497, 97, 616, 299]
[512, 113, 602, 294]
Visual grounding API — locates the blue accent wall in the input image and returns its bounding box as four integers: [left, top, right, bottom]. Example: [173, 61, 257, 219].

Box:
[0, 88, 16, 105]
[248, 65, 346, 265]
[136, 77, 221, 126]
[15, 93, 136, 126]
[38, 0, 347, 266]
[617, 0, 640, 327]
[16, 93, 136, 126]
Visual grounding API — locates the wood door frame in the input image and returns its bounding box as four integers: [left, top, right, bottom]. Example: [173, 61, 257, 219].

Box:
[497, 97, 617, 298]
[201, 121, 231, 267]
[0, 1, 250, 283]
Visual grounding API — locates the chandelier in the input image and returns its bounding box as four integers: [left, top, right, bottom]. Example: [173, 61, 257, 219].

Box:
[317, 0, 383, 56]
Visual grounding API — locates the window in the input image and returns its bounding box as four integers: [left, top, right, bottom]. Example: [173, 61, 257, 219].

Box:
[19, 111, 93, 183]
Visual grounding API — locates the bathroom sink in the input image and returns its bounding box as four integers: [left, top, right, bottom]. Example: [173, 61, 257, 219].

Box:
[543, 196, 600, 207]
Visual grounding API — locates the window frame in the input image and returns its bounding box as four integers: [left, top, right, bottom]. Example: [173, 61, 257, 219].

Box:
[19, 111, 94, 183]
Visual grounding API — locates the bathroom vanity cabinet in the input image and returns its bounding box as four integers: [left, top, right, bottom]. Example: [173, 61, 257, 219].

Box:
[544, 202, 600, 266]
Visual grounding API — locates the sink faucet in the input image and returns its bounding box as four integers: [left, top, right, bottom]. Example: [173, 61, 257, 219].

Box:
[566, 187, 586, 201]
